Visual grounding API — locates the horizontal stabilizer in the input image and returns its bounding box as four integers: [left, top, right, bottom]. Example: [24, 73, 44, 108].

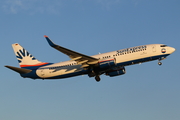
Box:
[5, 65, 32, 74]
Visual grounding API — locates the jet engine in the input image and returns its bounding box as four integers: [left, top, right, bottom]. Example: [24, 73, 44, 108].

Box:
[106, 66, 126, 77]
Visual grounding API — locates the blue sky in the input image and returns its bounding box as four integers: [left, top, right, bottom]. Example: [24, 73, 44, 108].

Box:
[1, 0, 180, 120]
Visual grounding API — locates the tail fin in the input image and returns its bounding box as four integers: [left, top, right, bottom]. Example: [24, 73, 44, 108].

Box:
[12, 43, 49, 69]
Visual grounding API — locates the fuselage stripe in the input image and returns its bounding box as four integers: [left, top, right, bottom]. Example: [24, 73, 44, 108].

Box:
[20, 62, 50, 67]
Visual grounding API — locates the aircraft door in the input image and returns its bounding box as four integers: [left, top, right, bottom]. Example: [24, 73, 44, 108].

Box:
[40, 69, 45, 77]
[152, 45, 156, 52]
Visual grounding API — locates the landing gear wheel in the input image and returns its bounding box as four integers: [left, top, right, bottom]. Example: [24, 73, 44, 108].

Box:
[95, 76, 101, 82]
[158, 62, 162, 66]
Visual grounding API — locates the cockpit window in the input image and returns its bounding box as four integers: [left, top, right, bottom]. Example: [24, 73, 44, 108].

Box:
[160, 45, 167, 47]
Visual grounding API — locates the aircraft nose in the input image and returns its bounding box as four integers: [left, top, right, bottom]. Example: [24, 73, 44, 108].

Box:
[169, 47, 176, 53]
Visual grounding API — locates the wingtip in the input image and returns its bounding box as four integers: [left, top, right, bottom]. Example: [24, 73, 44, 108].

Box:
[44, 35, 56, 47]
[44, 35, 48, 38]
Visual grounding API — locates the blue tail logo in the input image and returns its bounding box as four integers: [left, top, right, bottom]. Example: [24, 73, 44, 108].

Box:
[16, 48, 36, 63]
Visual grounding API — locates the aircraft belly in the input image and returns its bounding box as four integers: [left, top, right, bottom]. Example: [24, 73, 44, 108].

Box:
[36, 68, 79, 78]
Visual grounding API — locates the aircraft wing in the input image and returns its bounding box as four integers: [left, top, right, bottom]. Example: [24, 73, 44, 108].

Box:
[44, 35, 99, 67]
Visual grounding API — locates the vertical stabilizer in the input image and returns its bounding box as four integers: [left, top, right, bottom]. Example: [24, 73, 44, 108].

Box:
[12, 43, 49, 68]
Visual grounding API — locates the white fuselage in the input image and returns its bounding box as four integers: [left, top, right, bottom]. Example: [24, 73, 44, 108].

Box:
[35, 44, 175, 79]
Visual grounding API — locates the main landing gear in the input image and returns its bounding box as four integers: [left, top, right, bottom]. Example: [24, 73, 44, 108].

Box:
[95, 75, 101, 82]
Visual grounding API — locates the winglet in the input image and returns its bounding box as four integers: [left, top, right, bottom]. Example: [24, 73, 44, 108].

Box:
[44, 35, 56, 47]
[44, 35, 48, 38]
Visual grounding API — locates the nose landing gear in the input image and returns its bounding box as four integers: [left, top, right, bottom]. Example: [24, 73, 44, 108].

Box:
[158, 61, 162, 66]
[158, 57, 166, 66]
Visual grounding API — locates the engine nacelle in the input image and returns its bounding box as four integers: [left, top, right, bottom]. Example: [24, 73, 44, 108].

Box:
[88, 58, 117, 78]
[106, 66, 126, 77]
[98, 58, 116, 69]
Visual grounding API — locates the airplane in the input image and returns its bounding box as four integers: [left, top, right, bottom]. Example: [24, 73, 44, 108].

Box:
[5, 35, 176, 82]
